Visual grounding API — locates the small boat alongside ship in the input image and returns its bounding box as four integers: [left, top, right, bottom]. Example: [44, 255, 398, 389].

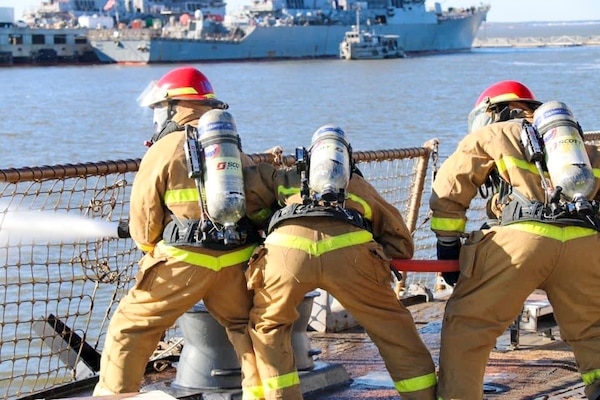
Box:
[339, 9, 405, 60]
[0, 7, 98, 65]
[87, 0, 490, 64]
[0, 25, 97, 65]
[0, 0, 227, 66]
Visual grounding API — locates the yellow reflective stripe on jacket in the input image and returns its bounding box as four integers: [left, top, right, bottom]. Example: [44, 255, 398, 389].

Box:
[156, 241, 257, 270]
[277, 185, 299, 207]
[430, 216, 466, 233]
[262, 371, 300, 392]
[494, 155, 600, 183]
[242, 384, 264, 400]
[394, 372, 437, 393]
[278, 185, 300, 197]
[346, 193, 372, 220]
[506, 221, 597, 242]
[583, 368, 600, 385]
[276, 186, 373, 220]
[496, 155, 540, 176]
[248, 207, 272, 223]
[265, 230, 373, 256]
[164, 188, 199, 205]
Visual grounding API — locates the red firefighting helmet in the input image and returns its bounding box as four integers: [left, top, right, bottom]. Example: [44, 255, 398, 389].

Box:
[137, 66, 228, 109]
[467, 80, 542, 133]
[474, 80, 542, 110]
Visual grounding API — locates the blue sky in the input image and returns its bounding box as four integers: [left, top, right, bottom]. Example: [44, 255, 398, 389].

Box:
[2, 0, 600, 22]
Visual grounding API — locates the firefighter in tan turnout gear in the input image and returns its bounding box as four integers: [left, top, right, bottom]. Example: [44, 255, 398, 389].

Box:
[94, 67, 280, 398]
[247, 125, 437, 400]
[430, 80, 600, 400]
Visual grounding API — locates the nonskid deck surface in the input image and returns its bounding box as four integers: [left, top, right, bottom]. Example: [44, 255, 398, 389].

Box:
[308, 298, 584, 399]
[53, 295, 584, 400]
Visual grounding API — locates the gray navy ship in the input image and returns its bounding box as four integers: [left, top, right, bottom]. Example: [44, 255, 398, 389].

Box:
[87, 0, 490, 63]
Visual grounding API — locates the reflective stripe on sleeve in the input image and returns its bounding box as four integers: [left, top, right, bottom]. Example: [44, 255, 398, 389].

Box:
[156, 241, 257, 270]
[346, 193, 373, 220]
[430, 216, 466, 233]
[276, 186, 373, 220]
[164, 188, 199, 205]
[496, 155, 540, 176]
[248, 207, 272, 223]
[135, 241, 155, 253]
[394, 372, 437, 393]
[265, 230, 373, 256]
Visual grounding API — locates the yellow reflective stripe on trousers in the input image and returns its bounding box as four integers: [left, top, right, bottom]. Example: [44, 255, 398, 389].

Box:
[242, 384, 265, 400]
[430, 216, 466, 233]
[506, 221, 597, 242]
[265, 230, 373, 256]
[583, 368, 600, 385]
[156, 241, 257, 270]
[262, 371, 300, 392]
[394, 372, 437, 393]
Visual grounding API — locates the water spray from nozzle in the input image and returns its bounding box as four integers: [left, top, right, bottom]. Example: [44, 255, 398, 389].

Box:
[0, 208, 129, 244]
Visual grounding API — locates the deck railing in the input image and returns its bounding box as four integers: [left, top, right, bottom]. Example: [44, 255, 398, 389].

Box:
[0, 140, 455, 399]
[2, 133, 599, 399]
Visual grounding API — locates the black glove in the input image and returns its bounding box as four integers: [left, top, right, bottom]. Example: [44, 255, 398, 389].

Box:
[436, 237, 461, 286]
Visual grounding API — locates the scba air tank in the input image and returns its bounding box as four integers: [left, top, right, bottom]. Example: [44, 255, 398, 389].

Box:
[197, 110, 246, 225]
[533, 101, 595, 200]
[308, 125, 351, 202]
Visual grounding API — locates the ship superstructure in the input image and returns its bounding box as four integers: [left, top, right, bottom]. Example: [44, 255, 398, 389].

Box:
[86, 0, 490, 63]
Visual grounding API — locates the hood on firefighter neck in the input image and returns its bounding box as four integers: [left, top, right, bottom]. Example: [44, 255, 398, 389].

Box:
[172, 101, 219, 127]
[501, 101, 537, 117]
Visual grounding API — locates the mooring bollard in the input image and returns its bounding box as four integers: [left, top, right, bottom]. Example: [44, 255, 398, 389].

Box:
[173, 290, 322, 389]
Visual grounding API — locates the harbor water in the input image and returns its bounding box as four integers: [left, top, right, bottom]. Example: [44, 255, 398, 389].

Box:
[2, 35, 600, 169]
[0, 22, 600, 398]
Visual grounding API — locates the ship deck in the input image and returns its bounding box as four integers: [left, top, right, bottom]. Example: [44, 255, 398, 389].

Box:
[31, 291, 585, 400]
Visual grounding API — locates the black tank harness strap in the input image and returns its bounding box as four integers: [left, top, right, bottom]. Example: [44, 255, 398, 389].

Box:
[147, 121, 184, 146]
[499, 186, 600, 231]
[162, 216, 262, 251]
[267, 203, 372, 235]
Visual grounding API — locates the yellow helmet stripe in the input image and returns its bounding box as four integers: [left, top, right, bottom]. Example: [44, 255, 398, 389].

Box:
[167, 86, 217, 98]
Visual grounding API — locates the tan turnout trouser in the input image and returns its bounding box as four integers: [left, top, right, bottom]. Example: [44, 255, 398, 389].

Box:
[93, 246, 261, 396]
[437, 223, 600, 400]
[247, 218, 437, 400]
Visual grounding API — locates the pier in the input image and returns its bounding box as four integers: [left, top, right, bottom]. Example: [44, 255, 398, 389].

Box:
[473, 35, 600, 48]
